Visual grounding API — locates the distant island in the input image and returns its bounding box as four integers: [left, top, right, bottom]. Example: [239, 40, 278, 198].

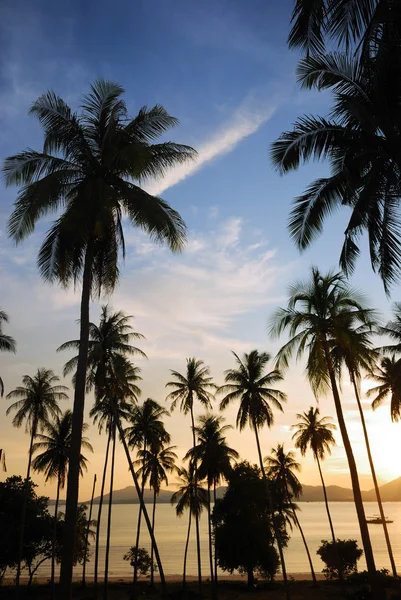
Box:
[79, 475, 401, 505]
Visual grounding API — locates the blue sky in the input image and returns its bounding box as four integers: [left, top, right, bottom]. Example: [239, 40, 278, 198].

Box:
[0, 0, 398, 500]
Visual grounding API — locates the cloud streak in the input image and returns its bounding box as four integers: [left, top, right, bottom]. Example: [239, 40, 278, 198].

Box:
[145, 97, 277, 196]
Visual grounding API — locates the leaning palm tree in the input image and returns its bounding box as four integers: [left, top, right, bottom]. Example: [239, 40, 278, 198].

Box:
[218, 350, 289, 593]
[4, 80, 195, 597]
[265, 444, 317, 586]
[171, 465, 208, 590]
[32, 410, 92, 595]
[125, 398, 170, 587]
[0, 308, 16, 397]
[271, 51, 401, 294]
[6, 368, 68, 589]
[368, 356, 401, 421]
[136, 444, 178, 585]
[186, 414, 239, 585]
[270, 267, 378, 585]
[166, 358, 215, 591]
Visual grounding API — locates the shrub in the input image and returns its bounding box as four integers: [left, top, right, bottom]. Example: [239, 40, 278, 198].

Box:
[123, 547, 156, 577]
[317, 539, 363, 579]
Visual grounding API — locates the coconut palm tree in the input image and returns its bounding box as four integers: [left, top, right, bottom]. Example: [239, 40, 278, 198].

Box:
[136, 444, 178, 585]
[31, 410, 93, 595]
[265, 444, 317, 586]
[90, 358, 141, 600]
[0, 308, 16, 397]
[185, 414, 239, 585]
[291, 407, 337, 542]
[270, 267, 378, 584]
[6, 368, 68, 589]
[166, 358, 215, 591]
[4, 80, 195, 598]
[218, 350, 289, 594]
[171, 465, 208, 590]
[379, 302, 401, 355]
[125, 398, 170, 586]
[368, 356, 401, 421]
[271, 52, 401, 294]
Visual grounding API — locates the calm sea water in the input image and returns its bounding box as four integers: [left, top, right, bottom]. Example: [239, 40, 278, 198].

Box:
[39, 502, 401, 579]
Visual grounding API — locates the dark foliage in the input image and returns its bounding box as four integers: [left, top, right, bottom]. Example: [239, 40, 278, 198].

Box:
[123, 547, 157, 577]
[317, 539, 363, 579]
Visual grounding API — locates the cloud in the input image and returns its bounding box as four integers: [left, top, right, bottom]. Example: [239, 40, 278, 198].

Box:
[145, 96, 277, 196]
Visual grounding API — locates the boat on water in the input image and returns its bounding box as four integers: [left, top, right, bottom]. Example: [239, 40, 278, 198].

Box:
[366, 514, 393, 524]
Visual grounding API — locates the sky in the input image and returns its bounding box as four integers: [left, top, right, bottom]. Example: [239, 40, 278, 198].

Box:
[0, 0, 399, 502]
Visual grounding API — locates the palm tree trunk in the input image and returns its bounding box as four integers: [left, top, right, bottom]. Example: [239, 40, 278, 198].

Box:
[285, 489, 316, 586]
[183, 512, 191, 590]
[95, 432, 111, 597]
[60, 241, 93, 600]
[247, 564, 254, 589]
[133, 441, 146, 589]
[51, 472, 61, 599]
[207, 484, 214, 584]
[16, 422, 36, 594]
[213, 483, 218, 585]
[190, 406, 202, 592]
[351, 372, 397, 578]
[103, 427, 116, 600]
[82, 473, 97, 587]
[150, 487, 157, 586]
[323, 341, 380, 598]
[253, 423, 289, 600]
[315, 454, 336, 544]
[114, 415, 166, 593]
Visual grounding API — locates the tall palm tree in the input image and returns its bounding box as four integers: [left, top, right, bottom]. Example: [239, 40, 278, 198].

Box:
[265, 444, 317, 586]
[125, 398, 170, 586]
[4, 80, 195, 598]
[368, 356, 401, 421]
[218, 350, 289, 594]
[90, 358, 140, 600]
[171, 465, 208, 590]
[271, 52, 401, 293]
[31, 410, 93, 595]
[0, 308, 16, 397]
[136, 444, 178, 585]
[270, 267, 378, 586]
[6, 368, 68, 589]
[186, 414, 239, 585]
[166, 358, 215, 591]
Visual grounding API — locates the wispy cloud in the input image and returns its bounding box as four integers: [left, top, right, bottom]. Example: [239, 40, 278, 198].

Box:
[145, 96, 278, 196]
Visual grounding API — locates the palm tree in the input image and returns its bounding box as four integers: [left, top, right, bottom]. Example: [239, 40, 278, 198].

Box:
[186, 414, 239, 585]
[82, 473, 97, 587]
[6, 368, 68, 589]
[0, 308, 16, 397]
[379, 302, 401, 355]
[368, 356, 401, 421]
[125, 398, 170, 586]
[171, 465, 208, 590]
[270, 267, 378, 586]
[271, 52, 401, 294]
[0, 449, 6, 472]
[90, 358, 141, 600]
[4, 80, 195, 598]
[166, 358, 215, 591]
[31, 410, 93, 595]
[136, 444, 178, 585]
[265, 444, 317, 586]
[218, 350, 289, 594]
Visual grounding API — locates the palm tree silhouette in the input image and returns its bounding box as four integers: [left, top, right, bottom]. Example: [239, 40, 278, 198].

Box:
[0, 308, 16, 397]
[218, 350, 289, 595]
[368, 356, 401, 421]
[265, 444, 316, 586]
[136, 443, 178, 584]
[270, 267, 378, 583]
[6, 368, 68, 589]
[125, 398, 170, 587]
[4, 80, 195, 597]
[186, 414, 238, 585]
[171, 465, 208, 590]
[166, 358, 215, 591]
[32, 410, 92, 595]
